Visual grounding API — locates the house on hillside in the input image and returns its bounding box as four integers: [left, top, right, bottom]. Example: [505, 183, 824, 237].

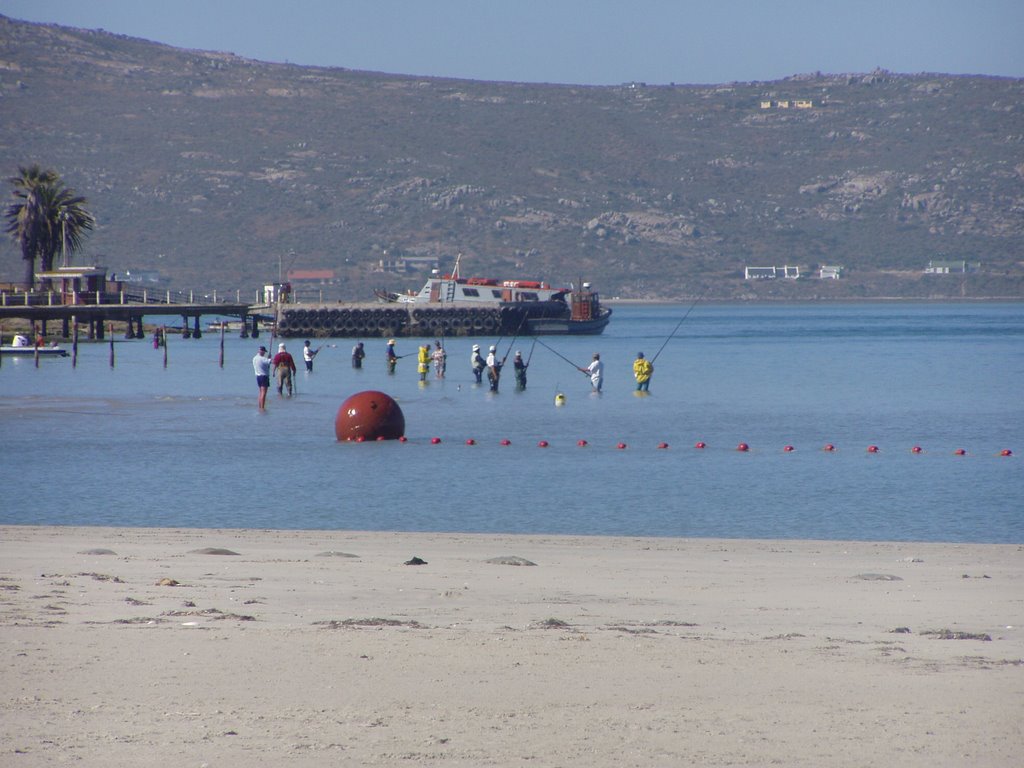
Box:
[924, 260, 979, 274]
[744, 265, 800, 280]
[819, 265, 843, 279]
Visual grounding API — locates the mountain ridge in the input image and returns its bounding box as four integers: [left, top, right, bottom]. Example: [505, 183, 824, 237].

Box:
[2, 14, 1022, 300]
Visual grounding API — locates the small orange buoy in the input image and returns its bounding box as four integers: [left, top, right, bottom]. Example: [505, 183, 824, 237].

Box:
[695, 441, 707, 449]
[398, 436, 408, 443]
[500, 438, 511, 446]
[538, 440, 549, 448]
[465, 438, 476, 445]
[736, 442, 750, 452]
[867, 445, 880, 453]
[355, 435, 366, 443]
[953, 448, 966, 455]
[616, 442, 627, 450]
[1000, 448, 1013, 457]
[823, 444, 836, 452]
[430, 437, 441, 444]
[911, 445, 923, 453]
[376, 435, 386, 441]
[657, 442, 669, 449]
[577, 439, 588, 447]
[783, 445, 795, 452]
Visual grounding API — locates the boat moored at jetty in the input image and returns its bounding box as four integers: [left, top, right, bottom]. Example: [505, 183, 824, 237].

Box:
[277, 259, 611, 338]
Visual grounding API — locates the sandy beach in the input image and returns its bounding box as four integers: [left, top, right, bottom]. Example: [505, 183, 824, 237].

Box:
[1, 526, 1021, 766]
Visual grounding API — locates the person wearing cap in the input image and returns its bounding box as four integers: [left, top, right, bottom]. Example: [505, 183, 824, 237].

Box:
[513, 350, 528, 390]
[485, 344, 502, 392]
[351, 341, 365, 369]
[385, 339, 398, 374]
[302, 339, 320, 372]
[633, 351, 653, 392]
[470, 343, 486, 383]
[432, 339, 447, 378]
[272, 342, 297, 396]
[252, 345, 272, 409]
[578, 352, 603, 392]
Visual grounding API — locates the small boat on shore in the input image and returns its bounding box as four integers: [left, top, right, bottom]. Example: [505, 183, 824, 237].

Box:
[1, 344, 69, 358]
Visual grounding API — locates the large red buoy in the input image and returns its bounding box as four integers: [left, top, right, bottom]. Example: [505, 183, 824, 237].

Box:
[335, 391, 405, 441]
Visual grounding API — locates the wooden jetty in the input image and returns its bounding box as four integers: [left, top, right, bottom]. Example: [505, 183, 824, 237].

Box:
[0, 267, 268, 340]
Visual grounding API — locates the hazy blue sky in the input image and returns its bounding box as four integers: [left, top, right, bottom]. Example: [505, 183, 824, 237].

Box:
[2, 0, 1022, 85]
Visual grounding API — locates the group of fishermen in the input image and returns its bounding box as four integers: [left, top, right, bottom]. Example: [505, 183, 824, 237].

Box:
[352, 338, 655, 394]
[255, 336, 654, 408]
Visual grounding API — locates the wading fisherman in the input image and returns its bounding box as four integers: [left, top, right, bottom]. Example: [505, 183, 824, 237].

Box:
[470, 343, 486, 383]
[417, 343, 431, 382]
[633, 351, 653, 391]
[272, 342, 296, 396]
[486, 344, 502, 392]
[578, 352, 603, 392]
[351, 341, 365, 369]
[513, 350, 528, 390]
[432, 340, 447, 378]
[302, 340, 320, 372]
[386, 339, 398, 374]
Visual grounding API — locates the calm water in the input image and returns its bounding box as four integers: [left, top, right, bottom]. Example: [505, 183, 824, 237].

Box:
[2, 303, 1021, 543]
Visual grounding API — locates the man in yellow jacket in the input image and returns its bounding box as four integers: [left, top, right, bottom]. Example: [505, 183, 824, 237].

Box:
[633, 351, 653, 392]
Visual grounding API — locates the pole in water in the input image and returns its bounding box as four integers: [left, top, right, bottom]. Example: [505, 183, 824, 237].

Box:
[163, 326, 168, 368]
[219, 323, 225, 368]
[72, 316, 78, 368]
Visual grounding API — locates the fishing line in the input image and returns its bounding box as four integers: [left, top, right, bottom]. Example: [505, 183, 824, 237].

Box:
[651, 285, 709, 363]
[533, 336, 585, 372]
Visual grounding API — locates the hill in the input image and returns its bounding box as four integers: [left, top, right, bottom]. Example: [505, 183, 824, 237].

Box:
[1, 14, 1022, 300]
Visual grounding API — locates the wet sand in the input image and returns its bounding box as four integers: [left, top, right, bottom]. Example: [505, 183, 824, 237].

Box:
[1, 526, 1021, 766]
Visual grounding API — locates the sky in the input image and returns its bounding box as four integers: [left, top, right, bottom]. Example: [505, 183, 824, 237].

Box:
[1, 0, 1022, 85]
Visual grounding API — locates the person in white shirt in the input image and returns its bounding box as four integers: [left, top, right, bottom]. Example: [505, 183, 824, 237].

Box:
[579, 352, 603, 392]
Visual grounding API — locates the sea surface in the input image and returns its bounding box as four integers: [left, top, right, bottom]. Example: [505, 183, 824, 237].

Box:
[2, 302, 1021, 543]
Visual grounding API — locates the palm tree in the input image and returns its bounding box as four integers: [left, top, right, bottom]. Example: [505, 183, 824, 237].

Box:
[4, 165, 95, 289]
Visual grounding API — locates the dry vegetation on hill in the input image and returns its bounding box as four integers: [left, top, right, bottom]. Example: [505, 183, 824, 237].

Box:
[2, 15, 1022, 299]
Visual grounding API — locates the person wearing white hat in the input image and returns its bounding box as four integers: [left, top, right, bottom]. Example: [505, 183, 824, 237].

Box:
[385, 339, 398, 374]
[271, 342, 297, 396]
[470, 343, 486, 383]
[485, 345, 502, 392]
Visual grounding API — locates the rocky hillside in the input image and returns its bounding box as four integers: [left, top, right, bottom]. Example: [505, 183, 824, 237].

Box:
[1, 15, 1022, 300]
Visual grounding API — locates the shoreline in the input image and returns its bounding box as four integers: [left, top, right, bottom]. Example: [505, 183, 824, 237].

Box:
[2, 525, 1021, 766]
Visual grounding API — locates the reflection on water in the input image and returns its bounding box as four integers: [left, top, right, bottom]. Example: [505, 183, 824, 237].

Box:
[2, 303, 1021, 542]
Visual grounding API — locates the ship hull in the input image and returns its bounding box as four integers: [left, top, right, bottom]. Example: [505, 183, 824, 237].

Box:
[275, 303, 611, 338]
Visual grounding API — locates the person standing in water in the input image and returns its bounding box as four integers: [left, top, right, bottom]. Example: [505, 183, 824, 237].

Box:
[351, 341, 365, 369]
[579, 352, 603, 392]
[513, 350, 528, 390]
[417, 343, 431, 382]
[385, 339, 398, 374]
[252, 345, 271, 409]
[432, 340, 446, 378]
[633, 351, 653, 391]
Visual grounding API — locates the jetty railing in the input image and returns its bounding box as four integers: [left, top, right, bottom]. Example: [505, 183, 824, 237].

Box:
[0, 287, 260, 308]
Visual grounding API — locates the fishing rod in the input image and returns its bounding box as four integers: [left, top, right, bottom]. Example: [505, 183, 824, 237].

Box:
[651, 285, 710, 363]
[525, 336, 538, 365]
[500, 312, 530, 366]
[533, 336, 587, 374]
